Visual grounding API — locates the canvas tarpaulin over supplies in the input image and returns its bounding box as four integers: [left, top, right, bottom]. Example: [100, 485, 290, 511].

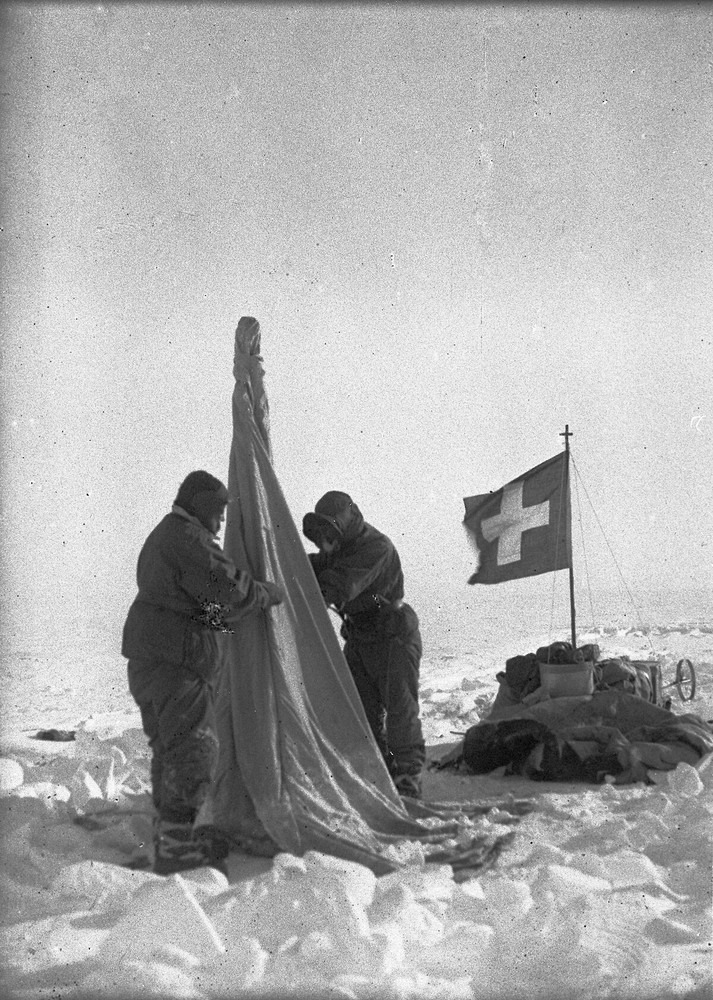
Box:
[198, 318, 526, 876]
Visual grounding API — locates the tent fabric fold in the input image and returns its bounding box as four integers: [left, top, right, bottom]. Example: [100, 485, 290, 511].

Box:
[200, 318, 516, 875]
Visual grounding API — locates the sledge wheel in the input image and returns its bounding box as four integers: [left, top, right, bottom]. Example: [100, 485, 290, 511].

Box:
[674, 658, 697, 701]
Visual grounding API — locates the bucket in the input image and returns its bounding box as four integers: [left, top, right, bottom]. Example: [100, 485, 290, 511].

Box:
[538, 661, 594, 698]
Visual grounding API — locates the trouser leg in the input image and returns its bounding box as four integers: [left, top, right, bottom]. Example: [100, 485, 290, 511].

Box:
[127, 660, 164, 812]
[382, 631, 425, 797]
[363, 606, 425, 797]
[127, 659, 221, 873]
[346, 608, 425, 797]
[344, 639, 392, 768]
[144, 666, 217, 824]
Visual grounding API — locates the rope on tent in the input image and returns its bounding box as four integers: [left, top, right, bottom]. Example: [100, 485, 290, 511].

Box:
[570, 454, 657, 657]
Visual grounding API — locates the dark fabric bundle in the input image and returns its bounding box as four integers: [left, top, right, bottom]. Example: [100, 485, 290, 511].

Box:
[504, 653, 540, 701]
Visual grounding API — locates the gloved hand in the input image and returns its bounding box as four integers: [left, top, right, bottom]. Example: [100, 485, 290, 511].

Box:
[260, 581, 285, 607]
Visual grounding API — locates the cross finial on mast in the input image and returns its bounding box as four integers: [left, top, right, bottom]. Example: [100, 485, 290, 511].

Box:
[560, 424, 573, 447]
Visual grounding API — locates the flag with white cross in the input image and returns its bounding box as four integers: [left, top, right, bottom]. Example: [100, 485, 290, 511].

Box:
[463, 451, 571, 584]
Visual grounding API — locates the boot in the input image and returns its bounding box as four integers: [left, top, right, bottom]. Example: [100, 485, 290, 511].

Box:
[194, 824, 231, 862]
[153, 819, 227, 877]
[393, 772, 422, 800]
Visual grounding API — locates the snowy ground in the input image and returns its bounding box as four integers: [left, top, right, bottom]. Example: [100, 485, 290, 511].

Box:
[0, 625, 711, 1000]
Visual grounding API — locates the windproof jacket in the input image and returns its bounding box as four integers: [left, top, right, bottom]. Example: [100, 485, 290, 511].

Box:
[122, 506, 273, 679]
[309, 502, 405, 624]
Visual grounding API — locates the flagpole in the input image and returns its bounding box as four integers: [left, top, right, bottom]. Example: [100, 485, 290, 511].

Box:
[560, 424, 577, 654]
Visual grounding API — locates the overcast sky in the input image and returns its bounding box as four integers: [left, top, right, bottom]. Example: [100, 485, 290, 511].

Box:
[1, 2, 711, 654]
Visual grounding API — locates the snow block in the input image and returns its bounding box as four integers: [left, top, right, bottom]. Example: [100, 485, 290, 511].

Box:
[447, 875, 535, 932]
[33, 818, 95, 859]
[50, 859, 155, 912]
[379, 970, 474, 1000]
[11, 780, 70, 808]
[518, 843, 569, 869]
[3, 813, 81, 888]
[355, 924, 407, 976]
[649, 761, 705, 797]
[212, 853, 374, 951]
[480, 875, 534, 922]
[370, 863, 454, 922]
[624, 810, 672, 851]
[90, 808, 154, 859]
[645, 915, 702, 945]
[80, 958, 204, 999]
[0, 758, 23, 793]
[536, 863, 612, 902]
[69, 768, 106, 811]
[301, 849, 378, 908]
[418, 921, 494, 979]
[596, 849, 667, 890]
[265, 926, 404, 983]
[0, 868, 70, 924]
[100, 873, 226, 965]
[196, 936, 270, 994]
[175, 864, 230, 898]
[370, 886, 445, 950]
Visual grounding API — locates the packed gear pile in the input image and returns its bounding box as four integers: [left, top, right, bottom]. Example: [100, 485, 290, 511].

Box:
[434, 641, 713, 785]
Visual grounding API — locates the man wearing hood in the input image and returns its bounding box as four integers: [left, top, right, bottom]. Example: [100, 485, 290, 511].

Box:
[122, 470, 283, 874]
[303, 491, 425, 799]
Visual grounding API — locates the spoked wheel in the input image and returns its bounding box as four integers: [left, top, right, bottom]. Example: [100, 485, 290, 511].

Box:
[674, 658, 697, 701]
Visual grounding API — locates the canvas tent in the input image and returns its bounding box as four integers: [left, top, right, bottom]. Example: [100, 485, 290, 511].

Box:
[199, 318, 513, 875]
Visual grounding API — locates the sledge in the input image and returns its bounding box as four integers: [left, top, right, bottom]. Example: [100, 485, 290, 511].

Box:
[463, 424, 699, 714]
[447, 425, 713, 785]
[620, 656, 697, 709]
[655, 656, 697, 705]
